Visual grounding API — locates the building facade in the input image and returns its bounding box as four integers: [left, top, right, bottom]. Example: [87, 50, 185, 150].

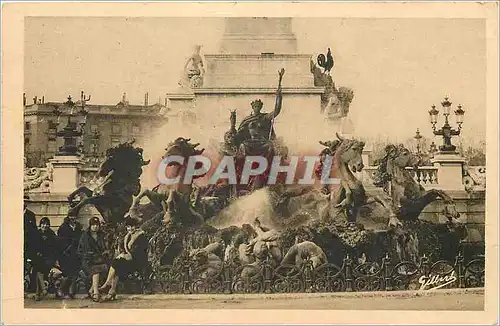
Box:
[24, 93, 169, 167]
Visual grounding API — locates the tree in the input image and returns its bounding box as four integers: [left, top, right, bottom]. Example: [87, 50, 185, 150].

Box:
[461, 141, 486, 166]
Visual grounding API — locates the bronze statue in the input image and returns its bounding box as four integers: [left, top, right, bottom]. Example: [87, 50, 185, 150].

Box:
[235, 69, 285, 146]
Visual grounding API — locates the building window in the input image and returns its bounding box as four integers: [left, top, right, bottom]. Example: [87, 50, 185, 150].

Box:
[132, 124, 140, 134]
[90, 138, 100, 155]
[47, 120, 57, 141]
[111, 137, 121, 148]
[47, 140, 57, 153]
[111, 124, 121, 135]
[90, 124, 99, 133]
[90, 142, 98, 155]
[25, 122, 31, 131]
[24, 137, 30, 146]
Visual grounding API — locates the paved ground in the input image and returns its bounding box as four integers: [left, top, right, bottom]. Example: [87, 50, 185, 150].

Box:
[24, 288, 484, 310]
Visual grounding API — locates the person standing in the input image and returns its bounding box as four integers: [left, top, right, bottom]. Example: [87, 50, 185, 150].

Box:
[56, 214, 83, 299]
[99, 217, 148, 301]
[32, 217, 58, 301]
[23, 194, 38, 293]
[77, 217, 108, 302]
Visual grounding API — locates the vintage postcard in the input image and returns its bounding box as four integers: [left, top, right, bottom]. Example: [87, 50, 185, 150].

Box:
[1, 1, 499, 325]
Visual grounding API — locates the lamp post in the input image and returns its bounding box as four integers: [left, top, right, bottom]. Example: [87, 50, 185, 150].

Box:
[428, 97, 465, 153]
[53, 92, 90, 156]
[429, 141, 438, 158]
[414, 128, 423, 154]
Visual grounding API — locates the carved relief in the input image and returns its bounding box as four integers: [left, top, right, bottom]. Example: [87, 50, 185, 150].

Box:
[310, 53, 354, 121]
[463, 166, 486, 193]
[23, 158, 53, 192]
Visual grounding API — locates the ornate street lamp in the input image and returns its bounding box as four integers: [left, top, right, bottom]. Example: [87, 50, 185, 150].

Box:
[53, 92, 90, 156]
[429, 141, 438, 156]
[414, 128, 423, 154]
[428, 97, 465, 152]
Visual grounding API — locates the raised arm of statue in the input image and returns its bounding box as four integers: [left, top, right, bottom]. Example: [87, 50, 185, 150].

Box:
[268, 91, 283, 120]
[183, 56, 192, 70]
[268, 69, 285, 120]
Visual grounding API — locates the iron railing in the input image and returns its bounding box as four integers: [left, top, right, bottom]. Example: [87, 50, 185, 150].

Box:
[25, 249, 484, 296]
[146, 252, 484, 295]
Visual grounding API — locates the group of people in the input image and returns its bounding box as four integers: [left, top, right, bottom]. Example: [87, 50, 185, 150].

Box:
[24, 196, 149, 302]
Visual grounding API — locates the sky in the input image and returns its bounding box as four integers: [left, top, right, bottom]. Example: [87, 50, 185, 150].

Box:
[25, 17, 486, 144]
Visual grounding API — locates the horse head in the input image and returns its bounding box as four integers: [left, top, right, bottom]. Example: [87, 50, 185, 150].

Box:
[387, 144, 421, 170]
[163, 137, 205, 168]
[440, 201, 468, 241]
[334, 132, 365, 173]
[372, 144, 421, 188]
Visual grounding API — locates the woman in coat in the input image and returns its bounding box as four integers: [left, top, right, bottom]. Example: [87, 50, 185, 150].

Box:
[56, 215, 83, 299]
[77, 217, 108, 302]
[32, 217, 58, 301]
[99, 217, 148, 301]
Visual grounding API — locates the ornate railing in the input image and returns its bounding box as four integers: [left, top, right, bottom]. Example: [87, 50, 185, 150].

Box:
[360, 166, 439, 188]
[146, 251, 484, 295]
[25, 246, 485, 296]
[407, 166, 439, 185]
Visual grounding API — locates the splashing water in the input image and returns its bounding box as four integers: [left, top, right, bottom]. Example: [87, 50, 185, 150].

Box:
[207, 188, 274, 230]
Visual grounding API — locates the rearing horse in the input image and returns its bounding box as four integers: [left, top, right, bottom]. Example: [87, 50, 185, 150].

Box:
[316, 133, 401, 228]
[268, 133, 399, 229]
[372, 144, 462, 223]
[131, 137, 206, 228]
[67, 140, 150, 225]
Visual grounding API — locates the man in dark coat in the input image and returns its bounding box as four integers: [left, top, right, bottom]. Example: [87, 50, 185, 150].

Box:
[24, 195, 38, 293]
[56, 215, 83, 299]
[24, 195, 38, 257]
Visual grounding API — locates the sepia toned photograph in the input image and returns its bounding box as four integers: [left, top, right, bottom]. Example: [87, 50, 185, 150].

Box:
[2, 2, 499, 325]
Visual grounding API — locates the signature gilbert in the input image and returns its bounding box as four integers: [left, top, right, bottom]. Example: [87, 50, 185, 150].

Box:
[418, 271, 457, 290]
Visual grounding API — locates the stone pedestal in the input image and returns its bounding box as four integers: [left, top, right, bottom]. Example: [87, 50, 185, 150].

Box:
[362, 144, 373, 167]
[49, 155, 81, 194]
[219, 18, 298, 55]
[166, 18, 326, 139]
[431, 151, 466, 191]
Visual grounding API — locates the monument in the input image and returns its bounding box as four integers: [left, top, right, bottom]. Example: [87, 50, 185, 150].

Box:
[166, 18, 355, 141]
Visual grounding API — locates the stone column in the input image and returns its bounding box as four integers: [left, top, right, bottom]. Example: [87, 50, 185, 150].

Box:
[362, 145, 372, 167]
[220, 17, 298, 54]
[431, 152, 466, 190]
[49, 155, 82, 194]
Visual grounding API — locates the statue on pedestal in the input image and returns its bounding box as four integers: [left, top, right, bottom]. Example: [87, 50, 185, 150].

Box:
[310, 51, 354, 120]
[234, 69, 285, 147]
[179, 44, 205, 89]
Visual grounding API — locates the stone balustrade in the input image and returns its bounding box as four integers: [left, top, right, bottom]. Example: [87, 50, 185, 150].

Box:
[359, 166, 440, 189]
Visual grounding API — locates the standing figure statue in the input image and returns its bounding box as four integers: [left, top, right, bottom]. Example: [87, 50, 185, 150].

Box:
[234, 68, 285, 147]
[179, 44, 205, 88]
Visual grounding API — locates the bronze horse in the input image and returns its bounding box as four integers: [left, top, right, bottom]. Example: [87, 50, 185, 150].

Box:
[131, 137, 206, 228]
[269, 133, 398, 230]
[67, 140, 150, 225]
[371, 144, 461, 223]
